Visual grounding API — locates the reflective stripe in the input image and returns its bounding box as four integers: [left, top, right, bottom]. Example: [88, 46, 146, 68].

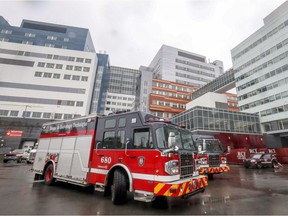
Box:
[90, 169, 180, 182]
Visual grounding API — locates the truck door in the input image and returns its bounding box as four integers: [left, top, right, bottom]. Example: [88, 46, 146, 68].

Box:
[125, 127, 156, 191]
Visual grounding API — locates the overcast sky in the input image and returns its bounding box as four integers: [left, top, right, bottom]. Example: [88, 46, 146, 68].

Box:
[0, 0, 286, 71]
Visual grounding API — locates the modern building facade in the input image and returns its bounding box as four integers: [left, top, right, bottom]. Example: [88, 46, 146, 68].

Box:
[0, 16, 95, 52]
[102, 66, 140, 115]
[148, 44, 224, 87]
[150, 79, 198, 118]
[0, 17, 97, 149]
[231, 1, 288, 147]
[90, 53, 110, 114]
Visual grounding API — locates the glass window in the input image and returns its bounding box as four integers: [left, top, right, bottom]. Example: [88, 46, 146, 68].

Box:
[0, 110, 9, 116]
[85, 59, 92, 63]
[76, 101, 83, 107]
[54, 113, 62, 119]
[53, 73, 60, 79]
[10, 110, 19, 117]
[116, 130, 125, 149]
[35, 72, 42, 77]
[81, 76, 88, 82]
[118, 118, 126, 127]
[66, 65, 73, 70]
[43, 73, 52, 78]
[133, 128, 152, 149]
[72, 75, 80, 81]
[64, 74, 71, 80]
[43, 113, 51, 119]
[76, 58, 84, 63]
[32, 112, 41, 118]
[67, 101, 75, 106]
[102, 131, 115, 149]
[105, 119, 116, 129]
[37, 62, 45, 67]
[56, 64, 63, 69]
[64, 114, 73, 119]
[83, 67, 90, 72]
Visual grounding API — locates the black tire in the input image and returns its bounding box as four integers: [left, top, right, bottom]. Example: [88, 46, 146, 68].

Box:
[272, 161, 278, 168]
[244, 164, 249, 169]
[17, 158, 22, 163]
[3, 160, 8, 163]
[44, 164, 55, 186]
[111, 170, 127, 205]
[256, 163, 262, 169]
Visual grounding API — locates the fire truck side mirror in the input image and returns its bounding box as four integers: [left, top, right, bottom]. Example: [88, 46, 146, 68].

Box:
[197, 145, 202, 153]
[168, 132, 176, 148]
[202, 139, 207, 151]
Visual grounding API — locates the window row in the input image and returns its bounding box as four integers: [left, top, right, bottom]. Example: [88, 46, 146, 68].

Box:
[37, 62, 90, 72]
[151, 100, 186, 109]
[263, 118, 288, 132]
[0, 47, 92, 64]
[237, 64, 288, 92]
[106, 95, 134, 101]
[106, 101, 133, 107]
[175, 58, 215, 72]
[240, 89, 288, 111]
[260, 104, 288, 117]
[152, 81, 196, 92]
[176, 65, 215, 78]
[176, 72, 212, 83]
[105, 107, 132, 113]
[235, 37, 288, 74]
[236, 50, 288, 82]
[152, 90, 191, 99]
[0, 109, 81, 120]
[233, 19, 288, 60]
[34, 71, 88, 81]
[239, 75, 288, 102]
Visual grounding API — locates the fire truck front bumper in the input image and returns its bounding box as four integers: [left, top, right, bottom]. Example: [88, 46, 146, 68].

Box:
[154, 175, 208, 198]
[199, 165, 230, 174]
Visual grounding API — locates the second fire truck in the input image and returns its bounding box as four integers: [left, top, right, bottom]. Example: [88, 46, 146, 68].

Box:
[33, 111, 208, 205]
[193, 135, 230, 179]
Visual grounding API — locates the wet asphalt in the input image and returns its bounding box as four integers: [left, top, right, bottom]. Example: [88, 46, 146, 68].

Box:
[0, 162, 288, 215]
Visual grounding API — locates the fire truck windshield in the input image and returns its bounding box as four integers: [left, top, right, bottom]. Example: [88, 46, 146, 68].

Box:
[204, 140, 223, 153]
[155, 126, 195, 150]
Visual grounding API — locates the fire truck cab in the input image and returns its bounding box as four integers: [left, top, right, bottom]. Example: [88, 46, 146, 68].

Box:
[33, 111, 208, 205]
[193, 135, 230, 179]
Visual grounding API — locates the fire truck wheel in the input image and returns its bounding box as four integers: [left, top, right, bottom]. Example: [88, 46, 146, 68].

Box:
[111, 170, 127, 205]
[44, 164, 55, 186]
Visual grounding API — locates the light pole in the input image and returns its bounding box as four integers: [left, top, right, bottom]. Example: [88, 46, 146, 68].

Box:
[23, 105, 32, 118]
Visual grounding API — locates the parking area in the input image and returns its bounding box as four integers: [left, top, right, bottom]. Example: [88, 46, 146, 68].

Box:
[0, 163, 288, 215]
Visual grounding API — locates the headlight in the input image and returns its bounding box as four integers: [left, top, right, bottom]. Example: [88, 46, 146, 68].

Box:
[251, 159, 256, 163]
[200, 158, 208, 165]
[221, 157, 227, 164]
[165, 160, 179, 175]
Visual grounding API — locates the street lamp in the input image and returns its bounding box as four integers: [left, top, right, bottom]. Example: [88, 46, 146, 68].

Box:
[23, 105, 32, 118]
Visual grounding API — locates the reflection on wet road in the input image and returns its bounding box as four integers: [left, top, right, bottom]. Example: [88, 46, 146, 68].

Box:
[0, 164, 287, 215]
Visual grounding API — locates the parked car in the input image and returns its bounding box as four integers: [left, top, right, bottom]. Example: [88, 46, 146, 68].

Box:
[243, 153, 278, 169]
[3, 149, 29, 163]
[26, 148, 37, 164]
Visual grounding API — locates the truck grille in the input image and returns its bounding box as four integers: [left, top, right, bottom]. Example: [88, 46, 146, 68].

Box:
[209, 155, 220, 167]
[179, 152, 193, 178]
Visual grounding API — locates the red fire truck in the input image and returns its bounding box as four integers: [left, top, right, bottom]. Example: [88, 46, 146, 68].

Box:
[33, 111, 208, 205]
[193, 135, 230, 179]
